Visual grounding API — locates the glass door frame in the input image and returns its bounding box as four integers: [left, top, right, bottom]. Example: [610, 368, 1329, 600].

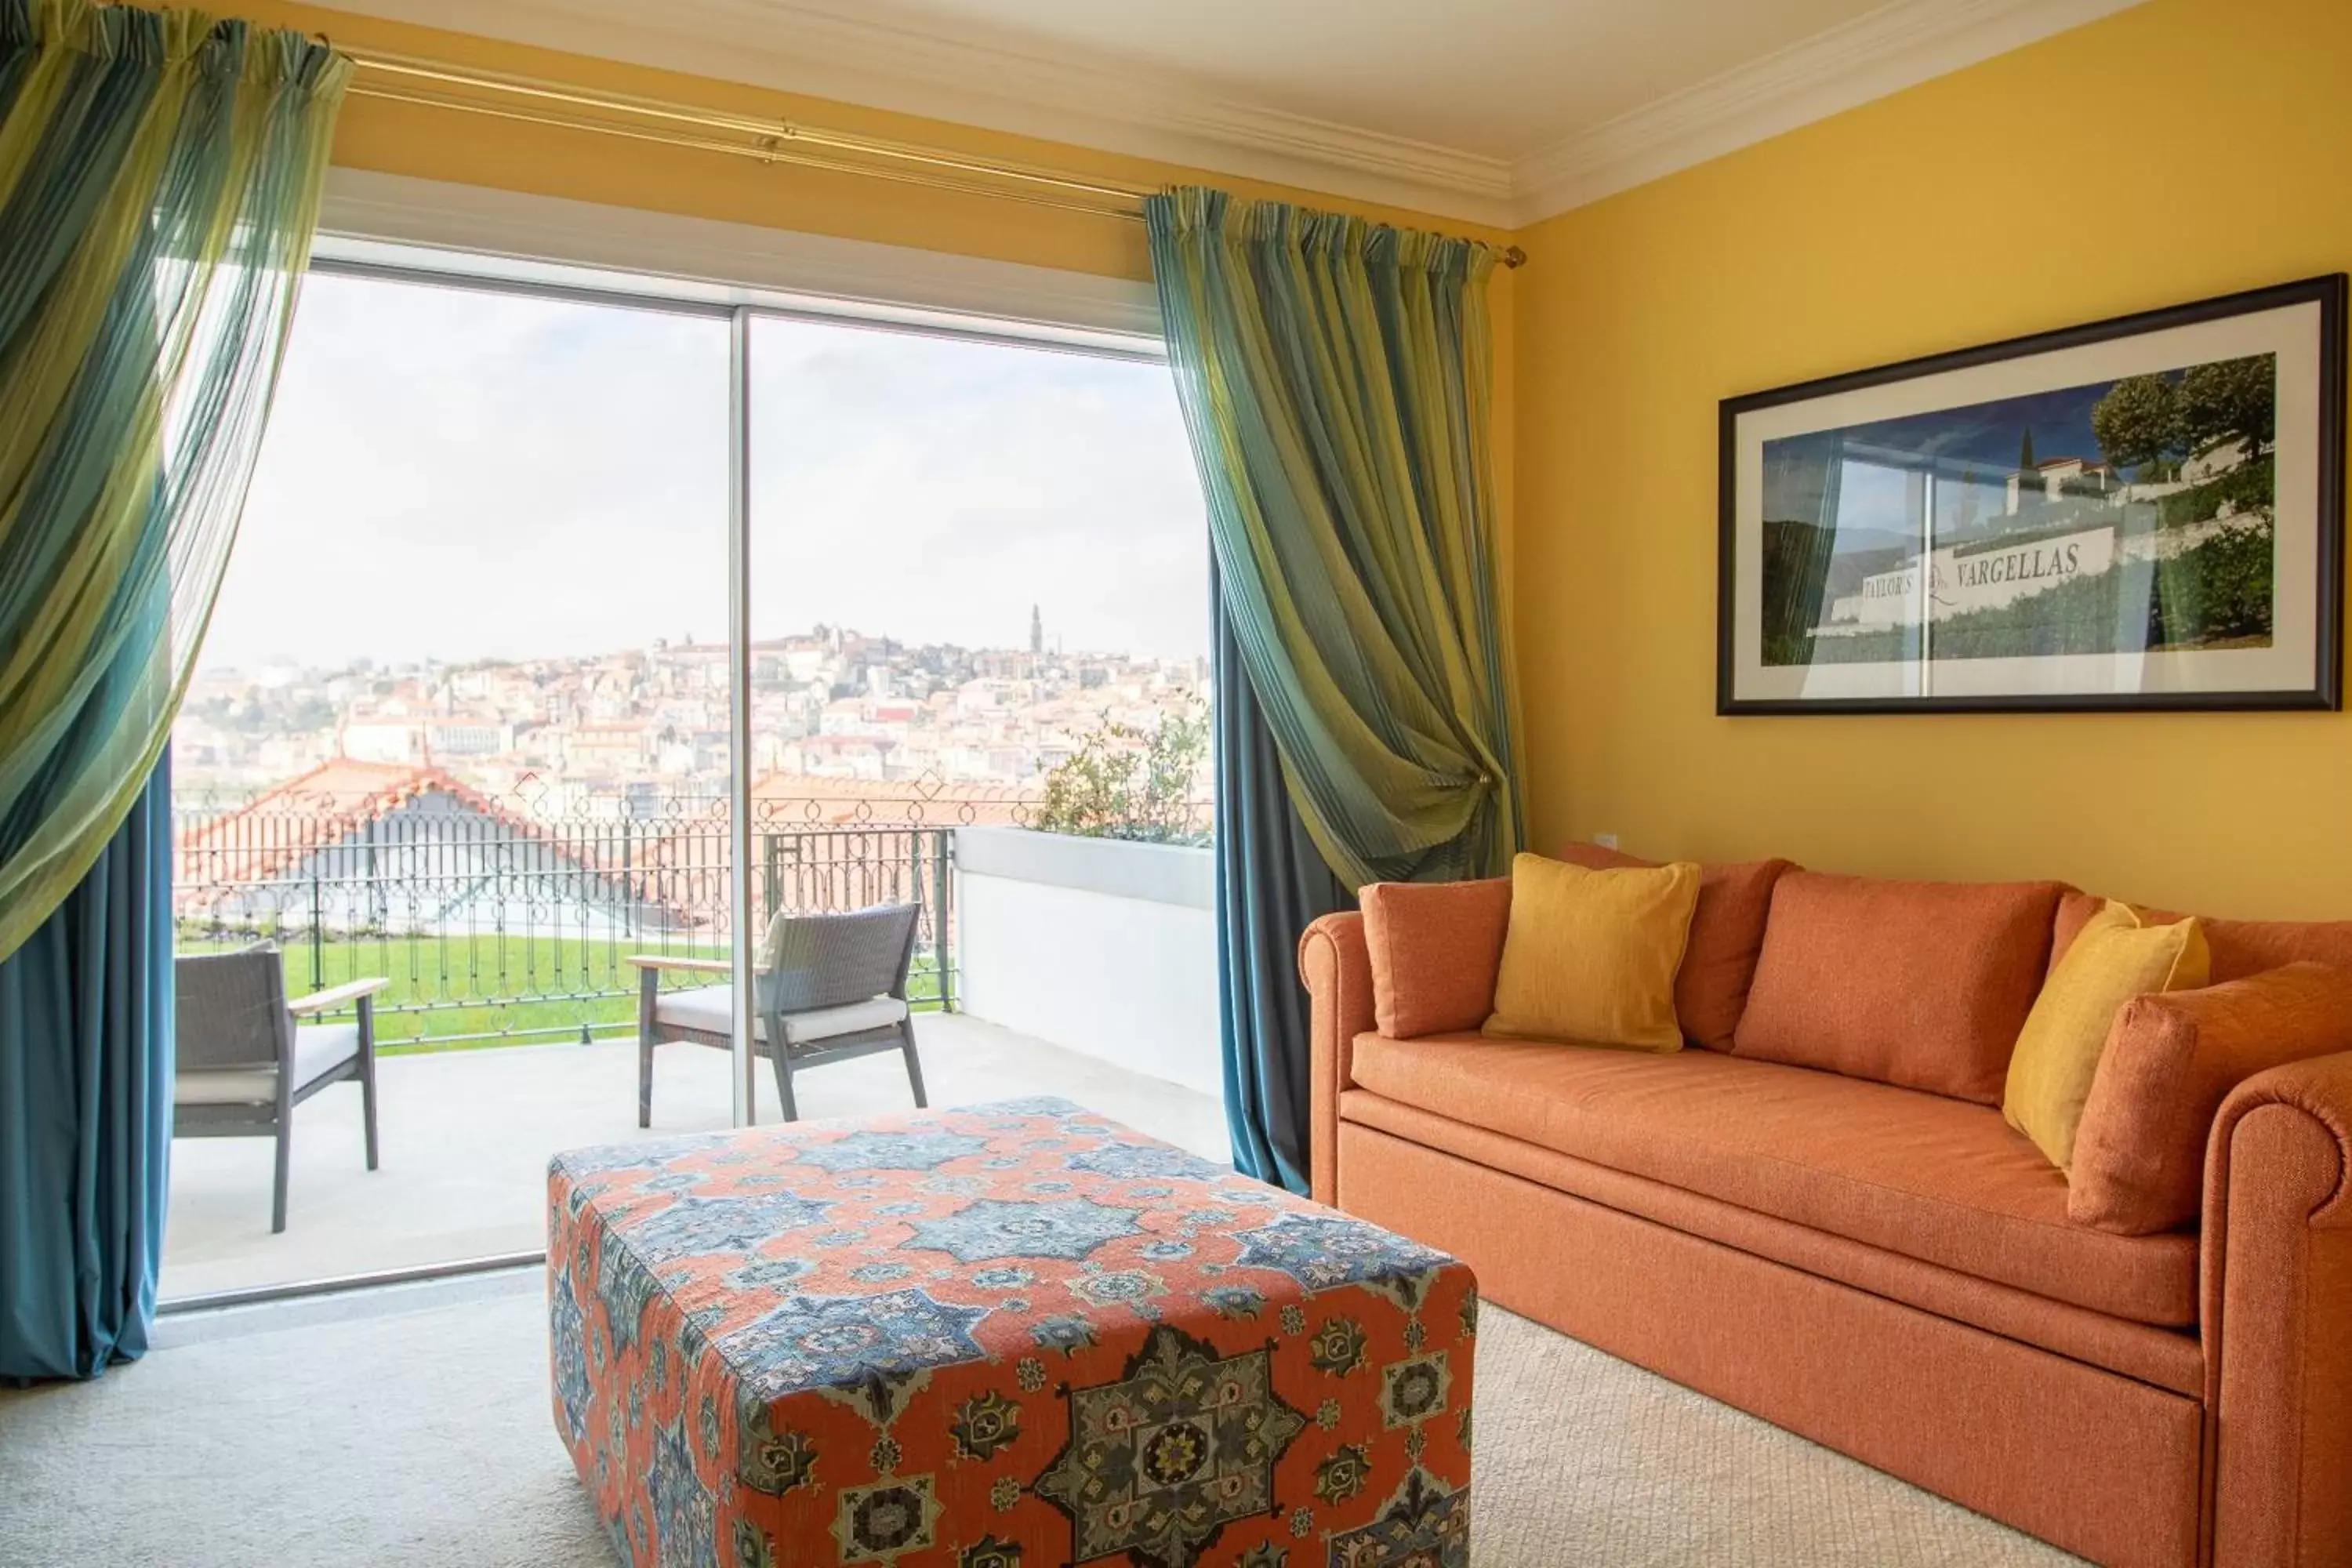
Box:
[726, 304, 757, 1124]
[296, 252, 1167, 1136]
[161, 240, 1174, 1308]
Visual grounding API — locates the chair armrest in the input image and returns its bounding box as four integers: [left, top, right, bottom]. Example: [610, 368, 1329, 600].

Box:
[1298, 912, 1373, 1207]
[286, 977, 390, 1016]
[626, 956, 732, 975]
[2201, 1049, 2352, 1566]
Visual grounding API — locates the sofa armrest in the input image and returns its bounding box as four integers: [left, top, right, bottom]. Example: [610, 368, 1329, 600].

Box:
[2201, 1050, 2352, 1567]
[1299, 911, 1372, 1206]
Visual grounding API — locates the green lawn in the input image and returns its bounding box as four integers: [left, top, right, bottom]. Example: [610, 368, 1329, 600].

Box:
[176, 929, 949, 1054]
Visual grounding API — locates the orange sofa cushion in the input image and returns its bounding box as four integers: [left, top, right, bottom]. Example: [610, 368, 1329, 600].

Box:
[2054, 887, 2352, 982]
[1557, 842, 1796, 1051]
[1347, 1033, 2196, 1326]
[1338, 1091, 2205, 1396]
[1734, 872, 2063, 1104]
[2068, 962, 2352, 1235]
[1358, 877, 1512, 1038]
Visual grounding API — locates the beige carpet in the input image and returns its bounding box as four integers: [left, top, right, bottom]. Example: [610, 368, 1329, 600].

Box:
[0, 1268, 2081, 1566]
[1468, 1291, 2082, 1566]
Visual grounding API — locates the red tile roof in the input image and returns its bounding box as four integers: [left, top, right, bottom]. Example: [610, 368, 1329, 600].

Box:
[176, 762, 1046, 931]
[173, 758, 601, 912]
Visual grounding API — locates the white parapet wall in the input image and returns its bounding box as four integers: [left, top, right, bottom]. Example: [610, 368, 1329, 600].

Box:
[953, 826, 1221, 1099]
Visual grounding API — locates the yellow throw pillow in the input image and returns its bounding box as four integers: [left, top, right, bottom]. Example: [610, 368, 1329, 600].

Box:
[2003, 901, 2209, 1171]
[1482, 853, 1701, 1053]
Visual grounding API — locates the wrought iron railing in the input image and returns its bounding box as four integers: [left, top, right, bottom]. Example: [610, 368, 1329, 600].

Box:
[172, 779, 978, 1051]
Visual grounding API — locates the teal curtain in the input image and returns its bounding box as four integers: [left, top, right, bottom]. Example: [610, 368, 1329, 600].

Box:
[0, 4, 347, 1379]
[1149, 187, 1523, 1189]
[1214, 584, 1348, 1192]
[0, 2, 348, 964]
[1148, 186, 1522, 890]
[0, 753, 169, 1380]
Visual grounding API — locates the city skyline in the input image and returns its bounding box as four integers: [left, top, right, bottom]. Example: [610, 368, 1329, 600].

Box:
[191, 604, 1155, 681]
[176, 618, 1211, 808]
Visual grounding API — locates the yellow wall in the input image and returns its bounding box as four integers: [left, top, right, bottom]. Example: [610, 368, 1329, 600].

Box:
[1512, 0, 2352, 917]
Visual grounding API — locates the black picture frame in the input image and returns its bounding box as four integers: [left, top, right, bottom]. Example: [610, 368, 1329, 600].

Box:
[1718, 274, 2347, 715]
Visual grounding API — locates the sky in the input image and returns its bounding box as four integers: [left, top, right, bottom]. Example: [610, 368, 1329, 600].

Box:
[1762, 375, 2144, 554]
[203, 272, 1212, 673]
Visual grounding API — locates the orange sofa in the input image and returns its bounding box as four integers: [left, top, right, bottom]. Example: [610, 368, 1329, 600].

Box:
[1299, 859, 2352, 1568]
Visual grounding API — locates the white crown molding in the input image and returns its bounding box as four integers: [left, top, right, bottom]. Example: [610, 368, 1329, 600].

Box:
[1510, 0, 2147, 223]
[311, 0, 1520, 227]
[682, 0, 1521, 206]
[314, 0, 2146, 234]
[315, 168, 1166, 345]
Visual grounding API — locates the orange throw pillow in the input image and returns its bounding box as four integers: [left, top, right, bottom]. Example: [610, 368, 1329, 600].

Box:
[2068, 963, 2352, 1234]
[1359, 878, 1513, 1038]
[2053, 887, 2352, 982]
[1733, 872, 2063, 1104]
[1558, 842, 1795, 1051]
[2200, 918, 2352, 981]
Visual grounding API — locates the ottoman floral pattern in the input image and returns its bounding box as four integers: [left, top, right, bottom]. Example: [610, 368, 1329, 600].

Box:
[549, 1098, 1473, 1566]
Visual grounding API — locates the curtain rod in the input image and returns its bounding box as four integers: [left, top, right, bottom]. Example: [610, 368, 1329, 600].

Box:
[335, 49, 1529, 267]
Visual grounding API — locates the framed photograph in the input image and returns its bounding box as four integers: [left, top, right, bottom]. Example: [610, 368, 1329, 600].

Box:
[1719, 275, 2346, 713]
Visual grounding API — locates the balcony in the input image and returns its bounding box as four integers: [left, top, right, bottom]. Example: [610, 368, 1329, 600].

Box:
[164, 1014, 1227, 1299]
[165, 773, 1225, 1299]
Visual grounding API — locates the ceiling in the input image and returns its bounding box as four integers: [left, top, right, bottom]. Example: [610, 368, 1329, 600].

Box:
[780, 0, 1895, 161]
[319, 0, 2145, 227]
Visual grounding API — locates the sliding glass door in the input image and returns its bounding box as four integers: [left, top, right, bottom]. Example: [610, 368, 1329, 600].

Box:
[742, 314, 1221, 1147]
[169, 267, 736, 1296]
[164, 249, 1220, 1301]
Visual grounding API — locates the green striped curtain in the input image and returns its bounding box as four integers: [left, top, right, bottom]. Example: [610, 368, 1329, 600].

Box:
[1147, 187, 1523, 888]
[0, 2, 348, 964]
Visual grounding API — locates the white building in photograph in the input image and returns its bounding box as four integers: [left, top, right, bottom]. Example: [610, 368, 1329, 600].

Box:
[1824, 523, 2120, 631]
[2003, 455, 2117, 514]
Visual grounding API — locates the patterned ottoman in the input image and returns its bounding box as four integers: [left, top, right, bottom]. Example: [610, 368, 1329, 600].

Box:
[546, 1097, 1474, 1567]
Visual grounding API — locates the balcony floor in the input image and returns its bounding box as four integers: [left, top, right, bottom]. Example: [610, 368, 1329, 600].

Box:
[162, 1014, 1231, 1301]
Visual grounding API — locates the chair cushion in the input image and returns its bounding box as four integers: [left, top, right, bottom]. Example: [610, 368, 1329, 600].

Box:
[654, 985, 749, 1038]
[1347, 1032, 2197, 1325]
[782, 996, 909, 1044]
[652, 985, 738, 1037]
[173, 1025, 359, 1105]
[176, 1067, 278, 1105]
[1734, 872, 2064, 1104]
[1559, 843, 1797, 1051]
[653, 985, 908, 1046]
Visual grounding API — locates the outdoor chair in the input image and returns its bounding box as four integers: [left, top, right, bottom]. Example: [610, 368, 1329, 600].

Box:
[172, 947, 388, 1234]
[631, 902, 925, 1126]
